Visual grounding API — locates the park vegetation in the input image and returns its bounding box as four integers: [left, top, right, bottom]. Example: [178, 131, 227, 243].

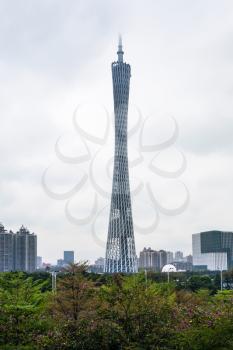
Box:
[0, 263, 233, 349]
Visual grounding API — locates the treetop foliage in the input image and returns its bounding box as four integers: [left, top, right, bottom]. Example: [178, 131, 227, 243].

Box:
[0, 264, 233, 349]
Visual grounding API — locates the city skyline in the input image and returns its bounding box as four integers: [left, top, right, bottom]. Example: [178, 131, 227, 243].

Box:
[0, 1, 233, 264]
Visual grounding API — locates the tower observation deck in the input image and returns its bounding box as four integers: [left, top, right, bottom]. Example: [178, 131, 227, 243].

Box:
[105, 37, 138, 273]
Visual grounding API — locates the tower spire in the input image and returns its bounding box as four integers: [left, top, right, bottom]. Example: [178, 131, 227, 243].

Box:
[117, 34, 124, 62]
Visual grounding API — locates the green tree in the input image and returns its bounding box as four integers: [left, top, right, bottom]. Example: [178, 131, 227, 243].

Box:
[187, 275, 214, 292]
[42, 262, 99, 349]
[0, 272, 49, 348]
[98, 273, 177, 349]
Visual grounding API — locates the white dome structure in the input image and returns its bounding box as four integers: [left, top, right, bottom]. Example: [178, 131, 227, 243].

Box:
[162, 264, 177, 273]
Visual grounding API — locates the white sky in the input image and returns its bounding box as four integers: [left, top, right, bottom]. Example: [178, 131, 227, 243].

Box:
[0, 0, 233, 264]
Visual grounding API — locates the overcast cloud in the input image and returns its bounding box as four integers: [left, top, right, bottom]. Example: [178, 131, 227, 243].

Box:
[0, 0, 233, 264]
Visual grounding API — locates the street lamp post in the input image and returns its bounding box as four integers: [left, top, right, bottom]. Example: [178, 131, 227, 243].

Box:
[220, 268, 223, 291]
[167, 267, 174, 283]
[217, 266, 223, 291]
[145, 269, 148, 288]
[52, 271, 57, 293]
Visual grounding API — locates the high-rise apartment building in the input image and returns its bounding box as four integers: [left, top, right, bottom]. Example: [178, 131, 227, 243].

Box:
[159, 250, 167, 269]
[174, 251, 184, 261]
[0, 224, 37, 272]
[192, 231, 233, 271]
[139, 248, 171, 271]
[14, 226, 37, 272]
[0, 224, 14, 272]
[105, 37, 137, 273]
[139, 248, 160, 271]
[166, 251, 174, 264]
[139, 248, 193, 272]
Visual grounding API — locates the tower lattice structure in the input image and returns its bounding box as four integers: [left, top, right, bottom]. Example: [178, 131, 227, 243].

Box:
[105, 37, 138, 273]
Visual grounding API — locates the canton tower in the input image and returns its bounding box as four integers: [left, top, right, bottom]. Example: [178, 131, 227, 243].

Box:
[105, 37, 138, 273]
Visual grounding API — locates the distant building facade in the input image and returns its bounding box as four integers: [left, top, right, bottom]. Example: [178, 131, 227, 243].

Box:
[173, 261, 193, 271]
[89, 257, 105, 274]
[88, 257, 105, 274]
[139, 247, 193, 272]
[139, 248, 160, 271]
[95, 257, 105, 269]
[166, 251, 174, 264]
[192, 231, 233, 271]
[37, 256, 43, 269]
[57, 259, 64, 267]
[14, 226, 37, 272]
[186, 254, 193, 264]
[0, 224, 14, 272]
[0, 224, 37, 272]
[64, 251, 74, 264]
[175, 251, 184, 261]
[139, 248, 167, 272]
[55, 251, 75, 269]
[159, 250, 167, 269]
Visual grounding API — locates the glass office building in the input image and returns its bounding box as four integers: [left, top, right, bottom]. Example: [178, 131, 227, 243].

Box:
[64, 250, 74, 264]
[192, 230, 233, 271]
